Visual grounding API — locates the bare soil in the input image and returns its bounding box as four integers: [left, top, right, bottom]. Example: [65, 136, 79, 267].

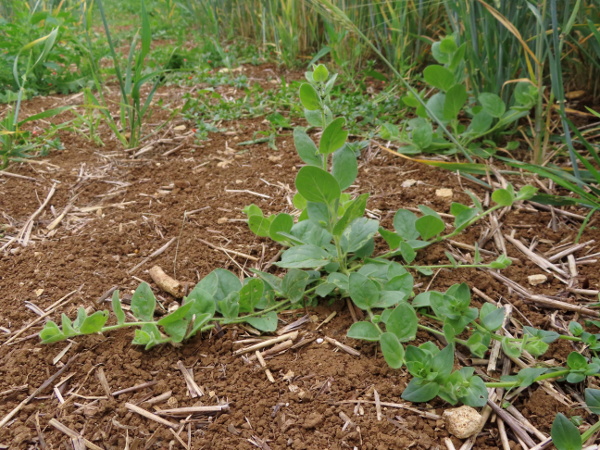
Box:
[1, 65, 599, 449]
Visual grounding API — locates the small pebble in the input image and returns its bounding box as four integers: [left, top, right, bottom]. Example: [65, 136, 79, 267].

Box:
[528, 274, 548, 286]
[443, 405, 482, 439]
[316, 338, 324, 344]
[436, 188, 453, 198]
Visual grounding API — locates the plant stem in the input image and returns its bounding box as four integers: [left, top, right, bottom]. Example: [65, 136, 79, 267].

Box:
[101, 321, 158, 332]
[417, 324, 469, 347]
[581, 416, 600, 443]
[485, 369, 571, 388]
[436, 204, 503, 242]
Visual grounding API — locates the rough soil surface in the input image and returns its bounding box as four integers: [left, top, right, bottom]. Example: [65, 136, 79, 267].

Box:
[1, 64, 599, 449]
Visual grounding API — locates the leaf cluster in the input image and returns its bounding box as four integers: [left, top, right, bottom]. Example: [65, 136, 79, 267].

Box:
[378, 36, 538, 156]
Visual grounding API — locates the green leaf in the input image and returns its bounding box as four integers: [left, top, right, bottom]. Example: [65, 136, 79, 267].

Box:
[457, 372, 488, 407]
[276, 244, 331, 269]
[480, 304, 505, 332]
[569, 321, 584, 337]
[479, 93, 506, 118]
[514, 82, 538, 108]
[79, 311, 109, 334]
[341, 217, 379, 253]
[281, 269, 310, 303]
[567, 352, 588, 371]
[242, 204, 263, 217]
[467, 111, 493, 135]
[410, 118, 433, 150]
[380, 332, 405, 369]
[304, 109, 324, 127]
[293, 193, 307, 210]
[218, 292, 240, 321]
[393, 209, 420, 240]
[316, 282, 336, 297]
[426, 92, 447, 122]
[515, 185, 538, 201]
[585, 388, 600, 415]
[157, 302, 194, 342]
[73, 308, 87, 330]
[333, 193, 368, 236]
[131, 282, 156, 322]
[299, 83, 320, 110]
[239, 278, 264, 313]
[245, 311, 278, 332]
[248, 214, 273, 237]
[349, 273, 380, 310]
[431, 40, 450, 64]
[423, 65, 455, 92]
[415, 215, 445, 240]
[289, 220, 332, 246]
[492, 188, 514, 207]
[432, 345, 455, 378]
[332, 146, 358, 190]
[523, 327, 560, 344]
[551, 413, 582, 450]
[295, 166, 341, 205]
[313, 64, 329, 82]
[197, 269, 242, 302]
[184, 286, 216, 317]
[379, 227, 401, 250]
[269, 213, 294, 242]
[60, 314, 77, 336]
[402, 378, 440, 403]
[186, 313, 213, 338]
[443, 84, 467, 121]
[501, 367, 548, 388]
[319, 117, 348, 155]
[306, 201, 331, 225]
[383, 272, 414, 297]
[347, 321, 381, 342]
[466, 331, 491, 358]
[40, 321, 67, 344]
[400, 242, 416, 263]
[439, 37, 458, 54]
[502, 337, 522, 358]
[293, 128, 321, 167]
[111, 290, 126, 325]
[412, 291, 442, 308]
[386, 303, 418, 342]
[327, 272, 349, 291]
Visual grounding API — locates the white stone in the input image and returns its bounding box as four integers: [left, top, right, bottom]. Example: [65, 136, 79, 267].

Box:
[443, 405, 482, 439]
[436, 188, 453, 198]
[528, 274, 548, 286]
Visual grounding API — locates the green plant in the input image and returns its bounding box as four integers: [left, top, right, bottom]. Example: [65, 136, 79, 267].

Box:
[0, 28, 71, 168]
[0, 0, 92, 97]
[40, 270, 295, 349]
[551, 388, 600, 450]
[82, 0, 174, 148]
[378, 35, 538, 157]
[40, 65, 600, 416]
[240, 65, 543, 407]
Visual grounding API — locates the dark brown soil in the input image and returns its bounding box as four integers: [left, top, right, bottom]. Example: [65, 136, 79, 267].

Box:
[1, 65, 599, 449]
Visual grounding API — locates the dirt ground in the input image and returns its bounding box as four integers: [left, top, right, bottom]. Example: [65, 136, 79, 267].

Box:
[1, 65, 599, 449]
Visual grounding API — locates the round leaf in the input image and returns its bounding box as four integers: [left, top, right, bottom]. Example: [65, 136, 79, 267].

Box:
[479, 92, 506, 118]
[380, 332, 405, 369]
[295, 166, 341, 205]
[347, 321, 381, 342]
[386, 303, 418, 342]
[423, 65, 455, 92]
[313, 64, 329, 82]
[319, 117, 348, 155]
[551, 413, 582, 450]
[299, 83, 320, 110]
